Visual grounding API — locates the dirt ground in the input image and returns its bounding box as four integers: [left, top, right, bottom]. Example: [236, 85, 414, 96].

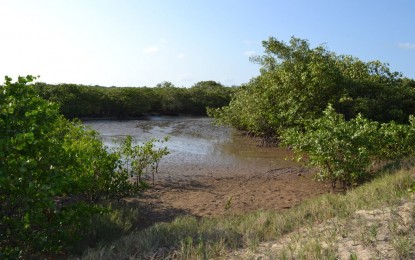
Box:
[88, 118, 332, 227]
[129, 166, 331, 227]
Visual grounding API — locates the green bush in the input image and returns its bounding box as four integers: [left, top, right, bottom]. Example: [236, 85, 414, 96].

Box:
[282, 105, 415, 190]
[210, 37, 415, 139]
[116, 135, 170, 185]
[208, 36, 415, 190]
[0, 76, 137, 258]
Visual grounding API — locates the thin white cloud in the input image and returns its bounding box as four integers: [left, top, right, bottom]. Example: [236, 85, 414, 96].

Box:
[243, 50, 256, 57]
[177, 53, 185, 59]
[398, 42, 415, 50]
[143, 46, 160, 53]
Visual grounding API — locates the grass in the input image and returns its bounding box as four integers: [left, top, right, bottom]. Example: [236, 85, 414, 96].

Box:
[77, 167, 415, 259]
[70, 202, 142, 255]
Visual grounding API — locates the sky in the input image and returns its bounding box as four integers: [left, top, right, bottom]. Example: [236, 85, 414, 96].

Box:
[0, 0, 414, 87]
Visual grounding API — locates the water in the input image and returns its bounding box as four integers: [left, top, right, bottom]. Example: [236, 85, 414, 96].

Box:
[84, 117, 297, 181]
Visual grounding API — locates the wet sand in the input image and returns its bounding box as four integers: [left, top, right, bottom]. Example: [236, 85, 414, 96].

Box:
[85, 118, 331, 225]
[128, 166, 331, 228]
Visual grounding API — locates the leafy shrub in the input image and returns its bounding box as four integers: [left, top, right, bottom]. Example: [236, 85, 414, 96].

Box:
[116, 135, 170, 185]
[0, 76, 138, 257]
[210, 37, 415, 139]
[282, 105, 415, 190]
[208, 36, 415, 190]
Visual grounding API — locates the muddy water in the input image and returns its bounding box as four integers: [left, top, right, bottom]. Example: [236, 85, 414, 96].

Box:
[84, 117, 298, 181]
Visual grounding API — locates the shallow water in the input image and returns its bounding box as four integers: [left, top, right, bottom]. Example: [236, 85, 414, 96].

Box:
[84, 117, 297, 180]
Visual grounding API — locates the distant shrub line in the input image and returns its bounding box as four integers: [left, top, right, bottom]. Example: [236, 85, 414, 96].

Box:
[34, 80, 236, 119]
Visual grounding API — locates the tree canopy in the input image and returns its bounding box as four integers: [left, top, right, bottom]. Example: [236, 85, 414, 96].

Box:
[209, 36, 415, 190]
[209, 37, 415, 139]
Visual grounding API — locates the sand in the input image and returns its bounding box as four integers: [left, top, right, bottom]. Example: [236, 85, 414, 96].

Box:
[129, 166, 331, 228]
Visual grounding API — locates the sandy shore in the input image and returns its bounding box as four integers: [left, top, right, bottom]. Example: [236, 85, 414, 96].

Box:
[128, 166, 331, 228]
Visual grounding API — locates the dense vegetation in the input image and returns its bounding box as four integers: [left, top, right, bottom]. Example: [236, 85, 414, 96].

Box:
[282, 105, 415, 190]
[210, 37, 415, 190]
[34, 80, 235, 118]
[209, 37, 415, 137]
[0, 76, 169, 258]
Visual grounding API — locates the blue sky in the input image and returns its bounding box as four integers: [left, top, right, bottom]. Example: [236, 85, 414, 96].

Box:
[1, 0, 414, 87]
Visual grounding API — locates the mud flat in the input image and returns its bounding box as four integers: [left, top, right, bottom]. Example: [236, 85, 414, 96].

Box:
[85, 117, 331, 225]
[130, 166, 330, 228]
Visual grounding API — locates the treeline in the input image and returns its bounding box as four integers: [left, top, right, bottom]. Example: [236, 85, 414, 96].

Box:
[209, 37, 415, 190]
[209, 37, 415, 138]
[34, 80, 235, 119]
